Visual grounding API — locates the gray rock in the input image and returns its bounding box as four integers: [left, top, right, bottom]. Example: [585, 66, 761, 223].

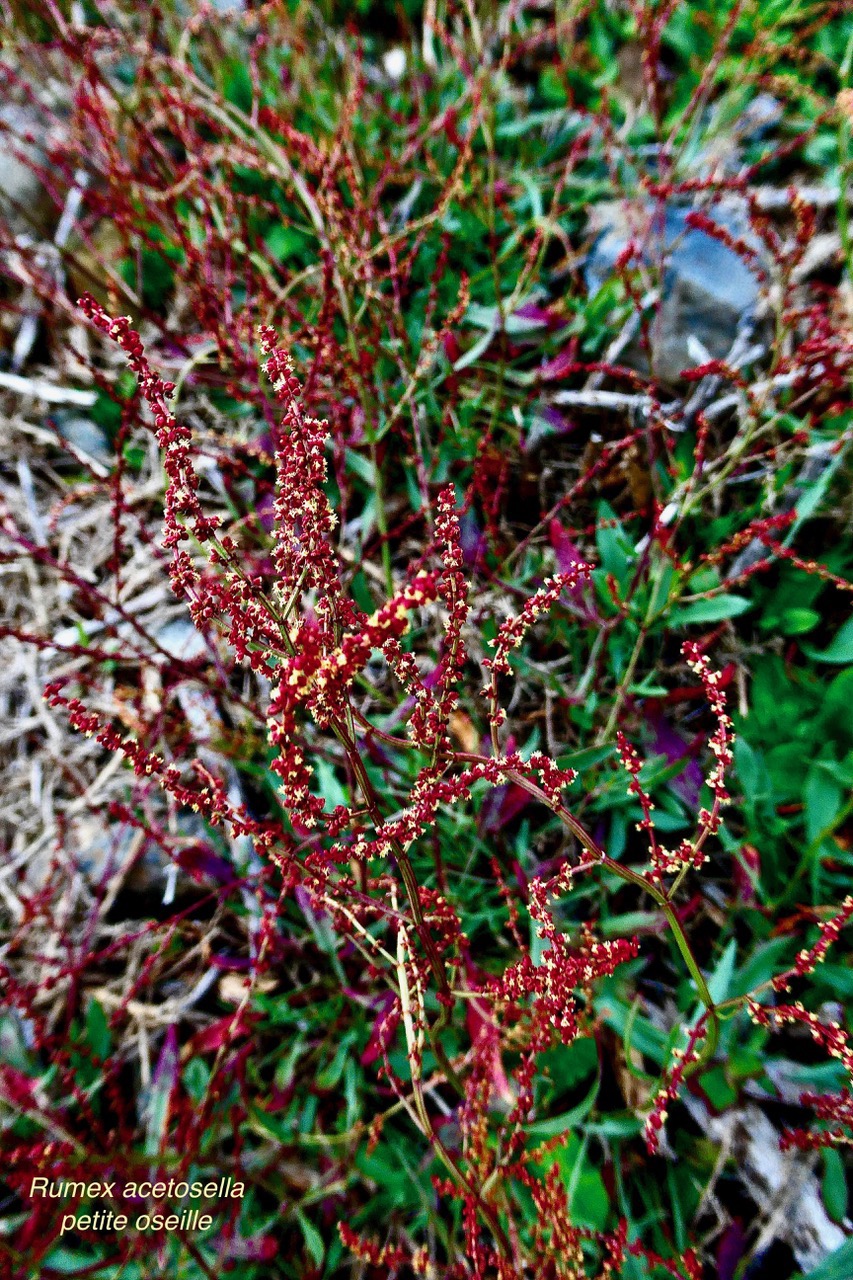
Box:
[585, 199, 768, 385]
[54, 413, 113, 463]
[0, 103, 54, 239]
[71, 816, 140, 881]
[154, 617, 209, 662]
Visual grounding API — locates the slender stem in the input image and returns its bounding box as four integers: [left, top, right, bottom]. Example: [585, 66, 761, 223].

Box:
[597, 622, 646, 746]
[335, 725, 450, 995]
[453, 755, 722, 1067]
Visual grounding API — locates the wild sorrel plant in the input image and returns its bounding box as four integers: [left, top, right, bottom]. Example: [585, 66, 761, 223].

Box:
[2, 295, 848, 1276]
[2, 2, 853, 1277]
[12, 303, 721, 1275]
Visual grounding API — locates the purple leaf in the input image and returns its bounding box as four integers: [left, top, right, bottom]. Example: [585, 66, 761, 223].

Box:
[536, 347, 578, 380]
[716, 1219, 747, 1280]
[646, 713, 703, 808]
[460, 510, 486, 569]
[549, 520, 598, 617]
[479, 782, 531, 834]
[513, 303, 567, 330]
[361, 991, 401, 1066]
[175, 842, 236, 885]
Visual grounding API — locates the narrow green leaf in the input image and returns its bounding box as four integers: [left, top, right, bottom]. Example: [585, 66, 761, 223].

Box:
[669, 595, 751, 626]
[800, 1235, 853, 1279]
[822, 1147, 848, 1224]
[803, 617, 853, 664]
[297, 1209, 326, 1266]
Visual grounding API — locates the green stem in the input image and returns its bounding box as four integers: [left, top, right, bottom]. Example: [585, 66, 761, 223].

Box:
[480, 763, 721, 1066]
[597, 622, 647, 746]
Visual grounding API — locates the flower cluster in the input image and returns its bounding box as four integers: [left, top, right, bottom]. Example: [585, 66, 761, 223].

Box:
[773, 895, 853, 991]
[617, 640, 734, 879]
[644, 1016, 713, 1153]
[266, 575, 438, 824]
[749, 1001, 853, 1150]
[259, 330, 354, 626]
[78, 297, 217, 555]
[484, 568, 591, 683]
[617, 729, 662, 865]
[498, 876, 639, 1048]
[77, 299, 291, 679]
[3, 5, 853, 1276]
[482, 568, 590, 749]
[407, 486, 471, 755]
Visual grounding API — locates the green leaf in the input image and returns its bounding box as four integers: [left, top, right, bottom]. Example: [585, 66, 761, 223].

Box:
[297, 1209, 325, 1266]
[122, 444, 146, 472]
[85, 999, 110, 1061]
[707, 939, 738, 1005]
[144, 1033, 177, 1157]
[668, 594, 751, 626]
[316, 1032, 356, 1090]
[814, 964, 853, 997]
[221, 57, 253, 112]
[822, 1147, 848, 1224]
[779, 608, 821, 636]
[264, 224, 307, 262]
[453, 324, 496, 371]
[497, 108, 581, 140]
[803, 617, 853, 664]
[466, 300, 551, 336]
[733, 737, 774, 807]
[599, 910, 663, 936]
[345, 448, 376, 485]
[539, 65, 569, 105]
[650, 805, 690, 833]
[596, 988, 668, 1064]
[804, 764, 843, 844]
[573, 1162, 610, 1231]
[556, 744, 616, 773]
[768, 1058, 847, 1094]
[822, 669, 853, 738]
[584, 1114, 643, 1138]
[182, 1057, 210, 1105]
[800, 1235, 853, 1279]
[733, 938, 791, 997]
[648, 559, 677, 618]
[530, 911, 548, 968]
[251, 1107, 292, 1143]
[90, 390, 123, 434]
[313, 758, 348, 812]
[0, 1013, 34, 1072]
[42, 1248, 106, 1274]
[541, 1036, 598, 1092]
[525, 1074, 600, 1139]
[596, 502, 634, 585]
[628, 675, 671, 696]
[701, 1065, 737, 1110]
[790, 442, 848, 529]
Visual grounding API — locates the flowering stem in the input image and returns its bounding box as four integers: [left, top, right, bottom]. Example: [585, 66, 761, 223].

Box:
[454, 756, 721, 1070]
[552, 809, 720, 1066]
[612, 862, 719, 1068]
[334, 725, 450, 998]
[206, 532, 451, 1002]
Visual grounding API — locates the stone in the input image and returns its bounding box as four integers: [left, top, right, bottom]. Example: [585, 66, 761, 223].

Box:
[585, 198, 768, 385]
[0, 103, 56, 239]
[153, 617, 209, 662]
[53, 412, 112, 463]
